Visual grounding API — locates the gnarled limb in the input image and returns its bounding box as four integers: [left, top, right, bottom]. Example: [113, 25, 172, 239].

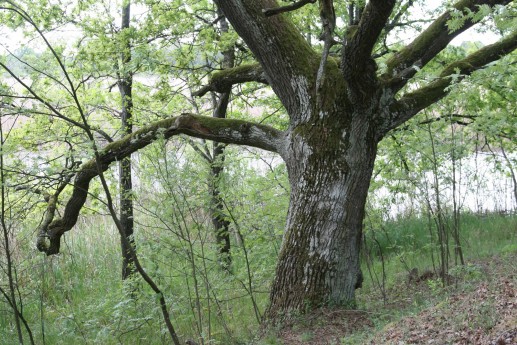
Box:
[384, 30, 517, 133]
[35, 177, 73, 253]
[37, 114, 286, 255]
[383, 0, 512, 92]
[192, 63, 268, 97]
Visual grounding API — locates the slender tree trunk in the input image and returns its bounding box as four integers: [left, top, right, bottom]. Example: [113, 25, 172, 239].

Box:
[499, 139, 517, 209]
[449, 120, 464, 266]
[210, 8, 234, 271]
[0, 121, 24, 345]
[427, 121, 449, 284]
[210, 124, 231, 270]
[118, 1, 135, 280]
[266, 111, 378, 317]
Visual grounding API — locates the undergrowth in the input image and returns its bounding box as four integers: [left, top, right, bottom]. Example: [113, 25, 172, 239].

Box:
[1, 213, 516, 344]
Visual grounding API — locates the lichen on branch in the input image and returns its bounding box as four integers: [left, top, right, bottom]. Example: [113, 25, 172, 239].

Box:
[37, 113, 286, 255]
[383, 0, 512, 92]
[193, 63, 268, 97]
[386, 30, 517, 133]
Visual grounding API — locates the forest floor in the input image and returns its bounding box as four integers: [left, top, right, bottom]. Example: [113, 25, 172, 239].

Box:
[269, 252, 517, 345]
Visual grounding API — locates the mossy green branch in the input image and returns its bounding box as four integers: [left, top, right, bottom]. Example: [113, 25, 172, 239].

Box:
[385, 29, 517, 133]
[193, 63, 268, 97]
[383, 0, 512, 92]
[38, 114, 286, 255]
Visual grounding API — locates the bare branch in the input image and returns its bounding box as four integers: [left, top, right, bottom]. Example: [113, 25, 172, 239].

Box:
[14, 185, 50, 201]
[384, 0, 512, 93]
[418, 113, 477, 126]
[262, 0, 316, 17]
[36, 114, 286, 255]
[385, 0, 417, 32]
[0, 62, 89, 131]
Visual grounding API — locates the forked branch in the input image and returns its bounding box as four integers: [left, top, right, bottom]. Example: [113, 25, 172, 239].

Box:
[341, 0, 395, 96]
[385, 30, 517, 133]
[384, 0, 512, 92]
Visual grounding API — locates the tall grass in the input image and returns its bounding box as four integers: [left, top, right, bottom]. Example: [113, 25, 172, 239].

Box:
[6, 194, 284, 344]
[2, 209, 516, 344]
[365, 212, 517, 261]
[360, 212, 517, 296]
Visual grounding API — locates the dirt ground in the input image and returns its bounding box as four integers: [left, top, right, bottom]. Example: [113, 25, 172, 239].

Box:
[271, 253, 517, 345]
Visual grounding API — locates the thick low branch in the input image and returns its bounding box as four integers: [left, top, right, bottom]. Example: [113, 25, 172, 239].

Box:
[192, 63, 268, 97]
[385, 30, 517, 133]
[37, 114, 286, 255]
[384, 0, 512, 92]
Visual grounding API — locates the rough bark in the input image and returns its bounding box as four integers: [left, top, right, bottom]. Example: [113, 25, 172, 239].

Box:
[34, 0, 517, 323]
[267, 109, 378, 317]
[118, 0, 135, 280]
[210, 8, 234, 271]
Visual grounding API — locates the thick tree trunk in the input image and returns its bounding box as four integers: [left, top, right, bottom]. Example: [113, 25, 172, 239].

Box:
[266, 112, 378, 318]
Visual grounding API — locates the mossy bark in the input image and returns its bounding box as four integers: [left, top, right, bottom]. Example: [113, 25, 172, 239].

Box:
[118, 1, 135, 280]
[36, 115, 285, 255]
[265, 101, 378, 318]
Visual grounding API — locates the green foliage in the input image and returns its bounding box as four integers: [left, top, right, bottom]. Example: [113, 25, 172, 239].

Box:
[1, 0, 516, 343]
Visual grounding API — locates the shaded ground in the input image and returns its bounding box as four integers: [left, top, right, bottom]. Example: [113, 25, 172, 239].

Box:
[275, 309, 373, 344]
[267, 253, 517, 345]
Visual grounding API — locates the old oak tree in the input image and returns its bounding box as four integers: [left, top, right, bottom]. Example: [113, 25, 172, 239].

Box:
[34, 0, 517, 320]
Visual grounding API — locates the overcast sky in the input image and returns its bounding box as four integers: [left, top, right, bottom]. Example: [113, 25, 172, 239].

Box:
[0, 1, 504, 56]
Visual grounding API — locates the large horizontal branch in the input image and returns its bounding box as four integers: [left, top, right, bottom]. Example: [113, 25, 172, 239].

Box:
[384, 30, 517, 133]
[192, 63, 268, 97]
[37, 114, 287, 255]
[383, 0, 512, 93]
